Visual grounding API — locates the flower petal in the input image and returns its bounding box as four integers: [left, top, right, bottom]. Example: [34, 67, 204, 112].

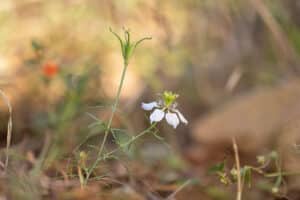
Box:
[141, 101, 158, 111]
[174, 109, 188, 124]
[150, 109, 165, 123]
[165, 112, 180, 129]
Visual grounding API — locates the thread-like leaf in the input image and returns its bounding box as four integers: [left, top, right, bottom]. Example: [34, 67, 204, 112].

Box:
[209, 161, 225, 174]
[111, 129, 135, 155]
[109, 28, 125, 58]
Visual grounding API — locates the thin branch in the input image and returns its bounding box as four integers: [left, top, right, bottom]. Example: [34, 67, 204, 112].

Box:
[134, 37, 152, 49]
[0, 89, 12, 172]
[232, 137, 242, 200]
[166, 179, 192, 200]
[250, 0, 297, 64]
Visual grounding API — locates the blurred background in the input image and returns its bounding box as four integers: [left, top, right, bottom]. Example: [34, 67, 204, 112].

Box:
[1, 0, 300, 199]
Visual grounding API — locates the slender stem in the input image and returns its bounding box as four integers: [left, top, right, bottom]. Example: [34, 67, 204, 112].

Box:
[82, 113, 150, 184]
[98, 61, 128, 157]
[78, 166, 84, 189]
[265, 171, 300, 178]
[232, 137, 242, 200]
[166, 179, 191, 200]
[85, 61, 128, 184]
[85, 123, 157, 184]
[102, 122, 157, 159]
[30, 132, 51, 176]
[0, 89, 12, 172]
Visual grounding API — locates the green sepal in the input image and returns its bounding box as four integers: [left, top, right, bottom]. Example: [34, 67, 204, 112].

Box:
[110, 28, 151, 65]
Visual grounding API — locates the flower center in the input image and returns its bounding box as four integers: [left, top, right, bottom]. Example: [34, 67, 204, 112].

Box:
[162, 91, 178, 108]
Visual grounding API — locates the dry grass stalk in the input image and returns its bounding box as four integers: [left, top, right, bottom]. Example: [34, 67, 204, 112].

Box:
[232, 137, 242, 200]
[0, 89, 12, 172]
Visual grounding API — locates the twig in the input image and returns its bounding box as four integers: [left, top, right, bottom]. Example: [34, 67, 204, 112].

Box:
[78, 166, 84, 189]
[265, 171, 300, 178]
[225, 68, 243, 93]
[0, 89, 12, 172]
[232, 137, 242, 200]
[166, 179, 192, 200]
[250, 0, 297, 64]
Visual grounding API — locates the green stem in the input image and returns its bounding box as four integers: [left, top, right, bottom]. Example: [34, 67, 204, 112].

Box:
[85, 61, 128, 184]
[102, 122, 157, 159]
[265, 171, 300, 178]
[30, 133, 51, 177]
[98, 61, 128, 157]
[85, 122, 157, 184]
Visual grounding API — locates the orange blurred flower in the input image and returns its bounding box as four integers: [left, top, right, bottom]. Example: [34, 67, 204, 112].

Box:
[43, 62, 58, 78]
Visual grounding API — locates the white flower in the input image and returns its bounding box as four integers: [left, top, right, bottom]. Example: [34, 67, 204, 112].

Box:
[150, 109, 165, 123]
[165, 112, 180, 129]
[173, 109, 188, 124]
[141, 102, 158, 111]
[141, 91, 188, 129]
